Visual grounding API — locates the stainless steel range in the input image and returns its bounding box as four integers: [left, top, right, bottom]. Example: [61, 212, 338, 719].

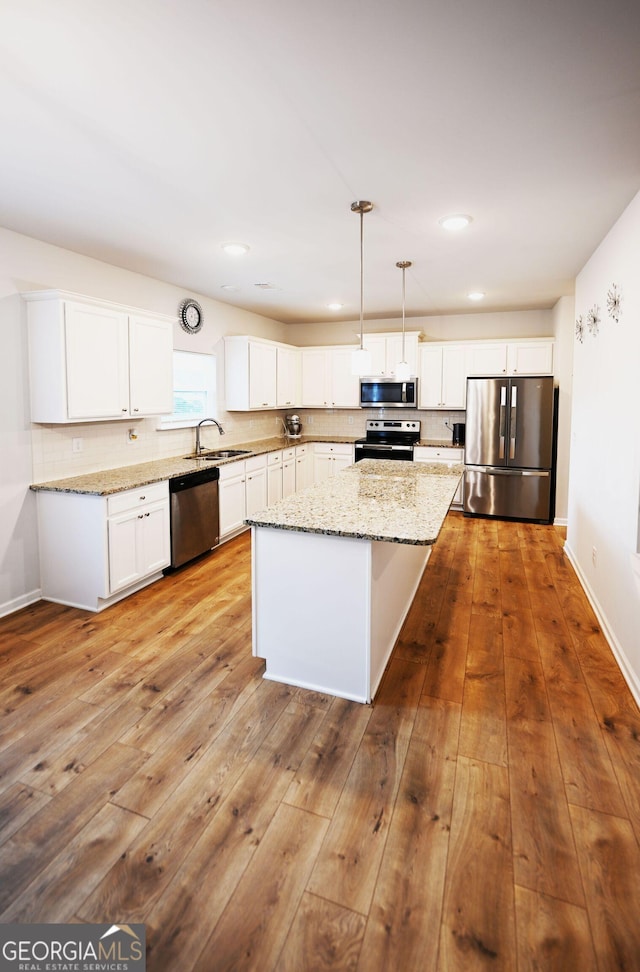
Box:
[354, 419, 421, 462]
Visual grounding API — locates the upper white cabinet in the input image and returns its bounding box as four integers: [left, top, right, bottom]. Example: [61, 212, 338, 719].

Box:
[506, 341, 554, 375]
[225, 336, 278, 410]
[363, 331, 421, 377]
[276, 346, 300, 408]
[419, 344, 467, 409]
[225, 336, 301, 411]
[25, 291, 173, 423]
[466, 339, 554, 376]
[300, 347, 359, 408]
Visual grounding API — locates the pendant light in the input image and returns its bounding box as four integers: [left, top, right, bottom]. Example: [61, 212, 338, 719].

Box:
[350, 200, 373, 376]
[395, 260, 412, 380]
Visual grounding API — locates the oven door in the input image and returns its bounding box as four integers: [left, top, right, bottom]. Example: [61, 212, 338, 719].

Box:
[354, 442, 414, 462]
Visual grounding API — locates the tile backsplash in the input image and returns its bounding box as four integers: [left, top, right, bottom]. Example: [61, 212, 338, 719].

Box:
[31, 407, 464, 482]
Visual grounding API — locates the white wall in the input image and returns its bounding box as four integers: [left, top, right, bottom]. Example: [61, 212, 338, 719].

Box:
[292, 308, 553, 347]
[565, 190, 640, 703]
[0, 290, 40, 614]
[551, 295, 575, 524]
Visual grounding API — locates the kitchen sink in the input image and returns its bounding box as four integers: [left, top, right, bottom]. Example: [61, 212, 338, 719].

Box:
[199, 449, 253, 459]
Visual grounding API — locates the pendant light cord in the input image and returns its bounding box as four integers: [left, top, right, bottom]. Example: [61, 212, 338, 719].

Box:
[396, 260, 412, 364]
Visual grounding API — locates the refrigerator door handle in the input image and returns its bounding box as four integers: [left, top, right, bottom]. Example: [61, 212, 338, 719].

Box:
[509, 385, 517, 460]
[499, 386, 507, 459]
[470, 467, 549, 477]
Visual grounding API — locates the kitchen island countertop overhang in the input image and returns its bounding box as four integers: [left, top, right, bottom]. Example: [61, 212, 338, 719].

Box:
[247, 458, 463, 704]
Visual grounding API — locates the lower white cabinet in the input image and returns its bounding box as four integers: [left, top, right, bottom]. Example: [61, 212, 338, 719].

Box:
[313, 442, 354, 482]
[414, 447, 464, 509]
[245, 454, 268, 516]
[267, 450, 283, 505]
[219, 454, 268, 538]
[107, 483, 170, 593]
[282, 448, 296, 498]
[36, 480, 170, 611]
[295, 445, 313, 491]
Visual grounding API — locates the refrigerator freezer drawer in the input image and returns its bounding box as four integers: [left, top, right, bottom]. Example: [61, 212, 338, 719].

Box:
[464, 467, 552, 522]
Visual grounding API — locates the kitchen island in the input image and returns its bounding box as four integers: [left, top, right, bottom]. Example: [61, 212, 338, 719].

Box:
[245, 458, 463, 703]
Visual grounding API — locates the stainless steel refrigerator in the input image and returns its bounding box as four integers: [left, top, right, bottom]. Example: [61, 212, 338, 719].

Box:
[463, 375, 556, 522]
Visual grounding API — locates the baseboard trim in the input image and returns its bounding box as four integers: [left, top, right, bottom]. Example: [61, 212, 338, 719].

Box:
[0, 589, 42, 619]
[564, 541, 640, 709]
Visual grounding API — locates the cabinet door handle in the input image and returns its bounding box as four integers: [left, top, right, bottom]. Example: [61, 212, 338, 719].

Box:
[139, 495, 146, 500]
[133, 407, 139, 412]
[122, 407, 127, 412]
[138, 514, 144, 519]
[144, 512, 150, 517]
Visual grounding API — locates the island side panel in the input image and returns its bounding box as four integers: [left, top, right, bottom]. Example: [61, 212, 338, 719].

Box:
[369, 540, 432, 697]
[251, 526, 372, 703]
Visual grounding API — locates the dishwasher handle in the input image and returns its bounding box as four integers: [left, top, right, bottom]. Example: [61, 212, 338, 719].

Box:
[170, 467, 220, 492]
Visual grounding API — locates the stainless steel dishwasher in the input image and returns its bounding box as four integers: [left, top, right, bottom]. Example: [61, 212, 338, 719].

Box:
[167, 467, 220, 569]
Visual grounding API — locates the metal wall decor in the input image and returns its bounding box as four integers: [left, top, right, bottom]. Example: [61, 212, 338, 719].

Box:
[586, 304, 600, 337]
[576, 282, 623, 343]
[606, 283, 622, 323]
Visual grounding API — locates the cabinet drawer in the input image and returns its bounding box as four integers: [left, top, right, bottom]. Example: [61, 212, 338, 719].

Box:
[267, 450, 282, 465]
[107, 480, 168, 516]
[414, 447, 463, 462]
[219, 459, 245, 481]
[245, 453, 268, 473]
[282, 447, 296, 461]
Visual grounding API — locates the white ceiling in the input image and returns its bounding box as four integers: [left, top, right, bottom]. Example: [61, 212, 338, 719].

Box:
[1, 0, 640, 325]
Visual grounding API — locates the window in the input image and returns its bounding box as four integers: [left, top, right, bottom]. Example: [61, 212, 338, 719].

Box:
[157, 350, 217, 429]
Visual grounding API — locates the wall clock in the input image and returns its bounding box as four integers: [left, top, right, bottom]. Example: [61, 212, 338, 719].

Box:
[178, 298, 204, 334]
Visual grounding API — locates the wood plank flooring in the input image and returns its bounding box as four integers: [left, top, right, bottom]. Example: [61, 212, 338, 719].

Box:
[1, 514, 640, 970]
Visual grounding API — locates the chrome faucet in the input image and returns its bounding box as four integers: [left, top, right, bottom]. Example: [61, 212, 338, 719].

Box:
[195, 417, 225, 455]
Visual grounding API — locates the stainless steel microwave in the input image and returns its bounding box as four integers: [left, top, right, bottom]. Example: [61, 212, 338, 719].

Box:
[359, 378, 418, 408]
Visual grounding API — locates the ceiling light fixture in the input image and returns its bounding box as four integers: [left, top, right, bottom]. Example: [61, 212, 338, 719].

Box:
[467, 291, 485, 301]
[350, 200, 374, 376]
[395, 261, 412, 381]
[438, 214, 472, 231]
[327, 302, 343, 311]
[221, 242, 250, 256]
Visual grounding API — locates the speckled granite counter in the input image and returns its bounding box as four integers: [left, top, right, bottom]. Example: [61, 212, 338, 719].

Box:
[29, 434, 360, 495]
[246, 458, 463, 545]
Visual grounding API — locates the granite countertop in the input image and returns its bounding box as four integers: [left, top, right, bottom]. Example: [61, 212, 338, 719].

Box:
[29, 434, 360, 496]
[245, 458, 464, 546]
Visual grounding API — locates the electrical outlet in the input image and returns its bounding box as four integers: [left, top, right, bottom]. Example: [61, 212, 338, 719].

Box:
[72, 437, 83, 454]
[347, 415, 354, 425]
[592, 546, 597, 566]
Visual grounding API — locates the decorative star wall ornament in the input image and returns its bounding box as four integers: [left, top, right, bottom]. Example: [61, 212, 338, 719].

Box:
[606, 283, 622, 323]
[575, 315, 585, 343]
[586, 305, 600, 337]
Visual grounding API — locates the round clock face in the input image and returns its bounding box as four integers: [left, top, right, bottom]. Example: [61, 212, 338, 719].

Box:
[179, 299, 203, 334]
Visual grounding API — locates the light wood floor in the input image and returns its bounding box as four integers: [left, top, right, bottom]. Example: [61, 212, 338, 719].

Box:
[1, 513, 640, 971]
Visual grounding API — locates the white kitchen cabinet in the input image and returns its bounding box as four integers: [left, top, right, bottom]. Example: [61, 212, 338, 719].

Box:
[466, 343, 508, 376]
[300, 347, 359, 408]
[107, 483, 170, 593]
[245, 454, 268, 516]
[25, 291, 173, 423]
[419, 344, 466, 409]
[330, 348, 360, 407]
[363, 331, 421, 377]
[465, 340, 554, 377]
[414, 446, 464, 509]
[219, 462, 247, 537]
[276, 346, 300, 408]
[282, 448, 296, 498]
[295, 445, 312, 491]
[313, 442, 354, 482]
[224, 336, 278, 410]
[35, 480, 169, 611]
[267, 450, 283, 504]
[506, 341, 554, 374]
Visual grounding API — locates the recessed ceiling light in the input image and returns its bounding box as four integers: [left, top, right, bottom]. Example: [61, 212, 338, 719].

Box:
[220, 284, 238, 291]
[439, 214, 472, 231]
[221, 242, 250, 256]
[468, 291, 485, 301]
[327, 302, 343, 311]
